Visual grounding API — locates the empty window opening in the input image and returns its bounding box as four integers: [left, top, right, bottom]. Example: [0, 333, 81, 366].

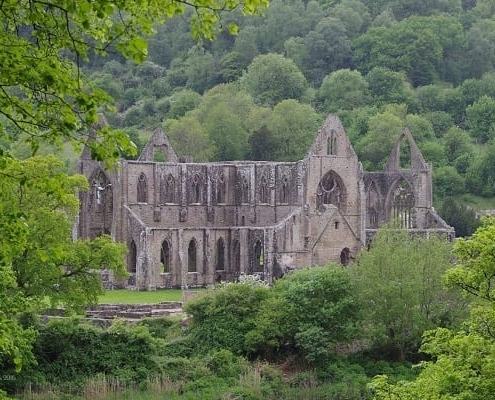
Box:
[137, 172, 148, 203]
[129, 240, 137, 273]
[161, 240, 171, 273]
[253, 240, 263, 272]
[216, 238, 225, 271]
[188, 239, 197, 272]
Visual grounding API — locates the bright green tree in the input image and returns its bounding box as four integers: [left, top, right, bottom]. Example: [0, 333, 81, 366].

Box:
[241, 53, 309, 106]
[466, 95, 495, 143]
[351, 229, 465, 361]
[164, 116, 214, 162]
[0, 155, 127, 375]
[317, 69, 371, 113]
[267, 99, 321, 161]
[246, 266, 360, 366]
[183, 279, 270, 355]
[204, 103, 249, 161]
[355, 109, 404, 170]
[369, 218, 495, 400]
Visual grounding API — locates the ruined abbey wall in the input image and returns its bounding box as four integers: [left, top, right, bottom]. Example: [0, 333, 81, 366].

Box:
[76, 114, 454, 290]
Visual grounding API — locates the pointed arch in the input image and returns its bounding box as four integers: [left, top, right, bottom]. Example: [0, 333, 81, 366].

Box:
[217, 173, 226, 204]
[216, 237, 225, 271]
[232, 239, 240, 274]
[389, 178, 415, 228]
[137, 172, 148, 203]
[327, 129, 337, 155]
[259, 175, 269, 204]
[88, 168, 113, 237]
[128, 240, 137, 273]
[316, 170, 346, 212]
[241, 176, 249, 204]
[160, 240, 171, 273]
[366, 180, 381, 229]
[160, 174, 176, 204]
[253, 240, 263, 272]
[188, 238, 197, 272]
[191, 174, 203, 204]
[279, 176, 289, 204]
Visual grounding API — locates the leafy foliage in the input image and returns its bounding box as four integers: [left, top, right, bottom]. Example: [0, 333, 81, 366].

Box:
[370, 218, 495, 399]
[351, 229, 466, 361]
[247, 266, 360, 365]
[183, 282, 270, 355]
[0, 0, 269, 162]
[0, 155, 127, 371]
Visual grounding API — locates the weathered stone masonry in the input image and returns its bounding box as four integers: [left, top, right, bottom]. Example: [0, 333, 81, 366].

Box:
[76, 114, 453, 290]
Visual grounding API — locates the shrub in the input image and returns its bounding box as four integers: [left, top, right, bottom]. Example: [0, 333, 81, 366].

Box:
[183, 282, 270, 355]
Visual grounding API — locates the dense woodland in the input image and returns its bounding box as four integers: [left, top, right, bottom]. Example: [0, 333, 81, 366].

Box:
[2, 0, 495, 399]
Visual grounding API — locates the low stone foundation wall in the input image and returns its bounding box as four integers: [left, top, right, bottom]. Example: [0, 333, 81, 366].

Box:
[86, 302, 183, 320]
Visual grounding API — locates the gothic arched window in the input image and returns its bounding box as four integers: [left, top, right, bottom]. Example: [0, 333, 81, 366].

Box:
[191, 174, 202, 204]
[232, 239, 240, 274]
[279, 176, 289, 204]
[129, 240, 137, 273]
[188, 239, 197, 272]
[217, 173, 225, 204]
[160, 174, 176, 204]
[366, 181, 381, 229]
[160, 240, 171, 273]
[216, 238, 225, 271]
[391, 179, 415, 228]
[316, 171, 346, 211]
[137, 172, 148, 203]
[327, 129, 337, 155]
[253, 240, 263, 272]
[241, 177, 249, 204]
[259, 175, 268, 204]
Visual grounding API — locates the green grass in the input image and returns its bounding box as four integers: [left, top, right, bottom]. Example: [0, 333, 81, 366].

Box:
[98, 289, 184, 304]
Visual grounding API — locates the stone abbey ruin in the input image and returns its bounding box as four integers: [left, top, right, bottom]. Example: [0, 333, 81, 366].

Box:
[76, 114, 453, 290]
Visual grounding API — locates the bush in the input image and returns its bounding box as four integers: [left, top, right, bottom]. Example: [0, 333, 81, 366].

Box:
[13, 318, 162, 391]
[246, 266, 361, 366]
[183, 282, 270, 355]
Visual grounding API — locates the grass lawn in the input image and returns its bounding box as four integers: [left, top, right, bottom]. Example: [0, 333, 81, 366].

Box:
[99, 289, 185, 304]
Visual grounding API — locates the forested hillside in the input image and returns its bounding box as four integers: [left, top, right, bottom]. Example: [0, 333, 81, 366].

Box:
[67, 0, 494, 231]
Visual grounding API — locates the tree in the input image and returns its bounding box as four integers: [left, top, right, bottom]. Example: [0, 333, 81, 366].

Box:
[247, 125, 278, 161]
[164, 116, 214, 162]
[0, 155, 127, 373]
[351, 229, 465, 361]
[317, 69, 371, 113]
[183, 279, 270, 355]
[240, 53, 309, 106]
[439, 198, 480, 237]
[442, 126, 474, 165]
[204, 103, 249, 161]
[370, 218, 495, 400]
[301, 17, 352, 86]
[466, 95, 495, 143]
[355, 109, 404, 170]
[0, 0, 269, 162]
[266, 100, 321, 161]
[365, 67, 417, 107]
[465, 139, 495, 197]
[246, 266, 360, 366]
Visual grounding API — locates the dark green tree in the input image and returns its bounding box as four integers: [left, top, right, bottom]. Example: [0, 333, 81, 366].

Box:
[439, 198, 480, 237]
